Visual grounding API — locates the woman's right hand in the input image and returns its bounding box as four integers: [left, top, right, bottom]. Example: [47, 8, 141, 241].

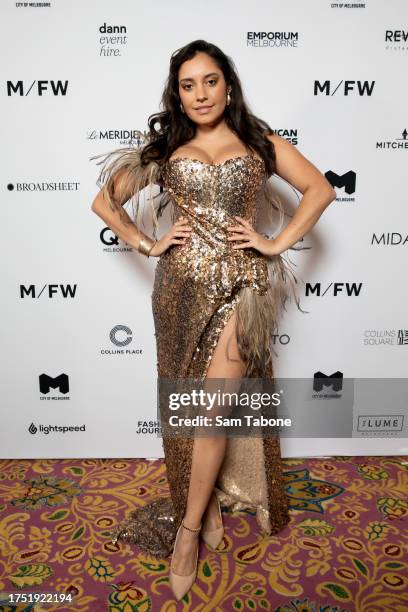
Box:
[148, 216, 192, 257]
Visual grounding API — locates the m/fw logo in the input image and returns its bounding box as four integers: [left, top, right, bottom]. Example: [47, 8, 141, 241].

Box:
[6, 80, 69, 96]
[306, 283, 363, 297]
[20, 284, 77, 298]
[314, 80, 375, 96]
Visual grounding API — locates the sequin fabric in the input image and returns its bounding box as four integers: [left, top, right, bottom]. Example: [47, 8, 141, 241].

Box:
[109, 153, 290, 558]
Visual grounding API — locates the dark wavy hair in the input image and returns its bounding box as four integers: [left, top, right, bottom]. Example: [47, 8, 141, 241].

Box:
[141, 39, 277, 177]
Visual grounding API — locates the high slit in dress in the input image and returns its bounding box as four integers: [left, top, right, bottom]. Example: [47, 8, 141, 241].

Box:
[91, 146, 306, 559]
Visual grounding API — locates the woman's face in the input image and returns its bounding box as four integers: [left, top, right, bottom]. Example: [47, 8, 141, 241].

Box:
[178, 51, 228, 125]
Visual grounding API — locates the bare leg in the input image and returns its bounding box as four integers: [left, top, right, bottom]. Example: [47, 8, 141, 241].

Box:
[171, 310, 246, 575]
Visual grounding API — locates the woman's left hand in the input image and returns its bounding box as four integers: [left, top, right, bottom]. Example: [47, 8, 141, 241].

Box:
[227, 216, 281, 257]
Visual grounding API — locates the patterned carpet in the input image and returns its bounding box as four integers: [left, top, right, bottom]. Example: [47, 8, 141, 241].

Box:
[0, 455, 406, 612]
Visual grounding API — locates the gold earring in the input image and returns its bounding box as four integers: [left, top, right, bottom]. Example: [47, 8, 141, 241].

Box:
[180, 103, 185, 113]
[226, 90, 231, 106]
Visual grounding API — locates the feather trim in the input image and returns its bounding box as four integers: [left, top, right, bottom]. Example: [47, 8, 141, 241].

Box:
[89, 142, 163, 239]
[236, 175, 311, 377]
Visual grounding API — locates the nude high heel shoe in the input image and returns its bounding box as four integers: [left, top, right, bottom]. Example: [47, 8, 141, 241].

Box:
[201, 491, 224, 550]
[169, 520, 201, 601]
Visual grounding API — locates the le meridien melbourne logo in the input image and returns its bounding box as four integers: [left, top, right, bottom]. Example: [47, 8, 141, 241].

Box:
[314, 80, 375, 96]
[247, 32, 299, 47]
[6, 80, 69, 96]
[20, 285, 77, 299]
[28, 422, 86, 435]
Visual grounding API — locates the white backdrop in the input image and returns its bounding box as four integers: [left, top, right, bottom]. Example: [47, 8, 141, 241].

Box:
[2, 0, 407, 458]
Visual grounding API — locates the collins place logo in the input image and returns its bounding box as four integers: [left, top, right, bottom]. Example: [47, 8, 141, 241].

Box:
[101, 325, 143, 356]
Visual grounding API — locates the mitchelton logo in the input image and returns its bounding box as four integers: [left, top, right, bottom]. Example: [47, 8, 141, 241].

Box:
[39, 373, 69, 395]
[6, 80, 69, 96]
[306, 282, 362, 297]
[314, 80, 375, 96]
[313, 371, 343, 392]
[20, 284, 77, 298]
[325, 171, 356, 194]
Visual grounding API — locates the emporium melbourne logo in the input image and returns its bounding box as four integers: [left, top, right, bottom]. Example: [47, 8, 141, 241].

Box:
[247, 31, 299, 48]
[325, 170, 356, 202]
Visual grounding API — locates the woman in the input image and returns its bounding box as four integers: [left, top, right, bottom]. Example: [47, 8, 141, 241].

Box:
[90, 39, 336, 601]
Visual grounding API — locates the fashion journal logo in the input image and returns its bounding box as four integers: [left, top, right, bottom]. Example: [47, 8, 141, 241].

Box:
[385, 30, 408, 51]
[247, 32, 299, 48]
[362, 329, 408, 346]
[39, 373, 70, 399]
[357, 415, 404, 435]
[273, 128, 298, 146]
[314, 80, 375, 96]
[371, 232, 408, 246]
[325, 170, 356, 202]
[20, 284, 77, 299]
[101, 325, 143, 356]
[313, 371, 343, 398]
[98, 23, 128, 57]
[28, 422, 86, 435]
[376, 129, 408, 150]
[7, 181, 79, 193]
[306, 282, 362, 297]
[6, 80, 68, 96]
[136, 420, 161, 434]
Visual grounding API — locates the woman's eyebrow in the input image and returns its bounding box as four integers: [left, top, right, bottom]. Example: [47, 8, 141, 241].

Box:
[179, 72, 219, 83]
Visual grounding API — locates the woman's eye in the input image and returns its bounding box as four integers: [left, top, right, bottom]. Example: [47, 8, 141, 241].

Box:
[208, 79, 217, 86]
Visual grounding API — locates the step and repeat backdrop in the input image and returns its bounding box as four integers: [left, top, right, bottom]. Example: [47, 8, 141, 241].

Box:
[2, 0, 407, 458]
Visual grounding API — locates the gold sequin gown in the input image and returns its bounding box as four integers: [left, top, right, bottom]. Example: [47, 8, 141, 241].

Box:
[91, 147, 306, 559]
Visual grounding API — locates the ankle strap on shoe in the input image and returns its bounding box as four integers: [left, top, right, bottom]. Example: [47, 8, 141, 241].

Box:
[181, 520, 202, 532]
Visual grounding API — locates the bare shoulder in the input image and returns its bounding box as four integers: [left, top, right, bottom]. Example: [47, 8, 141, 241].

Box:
[265, 131, 335, 196]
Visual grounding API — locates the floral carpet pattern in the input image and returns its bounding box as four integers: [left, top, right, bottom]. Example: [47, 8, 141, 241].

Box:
[0, 455, 406, 611]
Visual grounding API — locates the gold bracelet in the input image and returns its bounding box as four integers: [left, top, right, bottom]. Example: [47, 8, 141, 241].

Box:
[137, 236, 156, 258]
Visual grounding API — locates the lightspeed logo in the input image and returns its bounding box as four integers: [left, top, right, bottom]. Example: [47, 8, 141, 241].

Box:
[28, 422, 86, 435]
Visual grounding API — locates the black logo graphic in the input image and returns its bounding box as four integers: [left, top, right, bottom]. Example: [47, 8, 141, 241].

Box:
[39, 374, 69, 395]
